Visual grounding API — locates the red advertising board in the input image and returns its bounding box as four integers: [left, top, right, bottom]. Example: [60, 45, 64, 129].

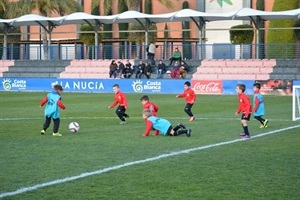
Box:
[192, 80, 223, 94]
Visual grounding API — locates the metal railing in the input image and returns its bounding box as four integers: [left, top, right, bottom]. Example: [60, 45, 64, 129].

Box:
[1, 43, 299, 60]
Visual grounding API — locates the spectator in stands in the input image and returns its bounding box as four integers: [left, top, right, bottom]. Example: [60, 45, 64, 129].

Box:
[135, 60, 145, 79]
[147, 41, 156, 66]
[123, 61, 133, 78]
[157, 60, 166, 79]
[144, 62, 152, 79]
[179, 60, 188, 79]
[109, 60, 118, 78]
[170, 61, 181, 79]
[169, 47, 182, 66]
[117, 61, 125, 78]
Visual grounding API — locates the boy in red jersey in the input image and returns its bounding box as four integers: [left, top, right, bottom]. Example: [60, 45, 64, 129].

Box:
[140, 95, 159, 117]
[108, 84, 129, 124]
[235, 84, 252, 139]
[176, 81, 197, 121]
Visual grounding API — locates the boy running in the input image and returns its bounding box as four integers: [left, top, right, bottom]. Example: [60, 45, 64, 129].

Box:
[108, 84, 129, 124]
[142, 109, 191, 137]
[140, 95, 159, 117]
[253, 82, 268, 128]
[235, 84, 252, 139]
[176, 81, 196, 121]
[40, 84, 66, 136]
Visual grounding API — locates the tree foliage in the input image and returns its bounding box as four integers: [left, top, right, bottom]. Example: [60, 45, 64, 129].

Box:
[229, 24, 254, 44]
[294, 19, 300, 42]
[79, 24, 102, 45]
[267, 0, 298, 58]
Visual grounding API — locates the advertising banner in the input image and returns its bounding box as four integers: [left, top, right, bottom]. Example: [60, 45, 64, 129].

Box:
[256, 79, 293, 96]
[0, 78, 188, 94]
[222, 80, 254, 95]
[191, 80, 222, 94]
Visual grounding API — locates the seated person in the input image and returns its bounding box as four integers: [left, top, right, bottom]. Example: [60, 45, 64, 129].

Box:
[123, 64, 133, 79]
[109, 60, 118, 78]
[135, 60, 145, 79]
[170, 61, 181, 79]
[179, 60, 188, 79]
[117, 61, 125, 78]
[157, 60, 166, 79]
[144, 62, 152, 79]
[169, 47, 182, 66]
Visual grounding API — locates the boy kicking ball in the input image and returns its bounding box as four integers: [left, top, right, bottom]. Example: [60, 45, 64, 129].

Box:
[142, 109, 191, 137]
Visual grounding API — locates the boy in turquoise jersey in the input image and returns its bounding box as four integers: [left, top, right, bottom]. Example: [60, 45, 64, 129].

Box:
[253, 83, 268, 128]
[40, 84, 66, 136]
[142, 109, 191, 137]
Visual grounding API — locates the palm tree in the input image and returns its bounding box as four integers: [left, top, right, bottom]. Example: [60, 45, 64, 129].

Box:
[5, 0, 82, 59]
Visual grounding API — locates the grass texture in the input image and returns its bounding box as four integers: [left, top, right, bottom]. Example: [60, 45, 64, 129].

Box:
[0, 91, 299, 200]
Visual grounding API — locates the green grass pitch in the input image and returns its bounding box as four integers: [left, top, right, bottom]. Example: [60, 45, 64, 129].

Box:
[0, 91, 299, 199]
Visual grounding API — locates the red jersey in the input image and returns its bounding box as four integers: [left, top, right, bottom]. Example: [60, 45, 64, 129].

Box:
[109, 91, 128, 108]
[236, 93, 252, 117]
[177, 88, 196, 104]
[143, 101, 159, 116]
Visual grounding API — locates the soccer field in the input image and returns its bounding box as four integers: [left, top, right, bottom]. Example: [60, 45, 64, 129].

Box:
[0, 91, 299, 199]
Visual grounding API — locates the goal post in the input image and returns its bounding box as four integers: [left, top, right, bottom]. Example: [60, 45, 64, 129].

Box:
[292, 85, 300, 121]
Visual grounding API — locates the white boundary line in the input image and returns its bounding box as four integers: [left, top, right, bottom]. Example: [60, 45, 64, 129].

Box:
[1, 124, 300, 198]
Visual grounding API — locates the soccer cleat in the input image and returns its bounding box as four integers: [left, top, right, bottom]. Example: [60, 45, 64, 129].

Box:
[177, 123, 186, 129]
[186, 129, 192, 137]
[124, 114, 129, 118]
[52, 132, 62, 137]
[241, 134, 250, 139]
[263, 119, 268, 128]
[259, 125, 265, 128]
[189, 116, 195, 122]
[41, 130, 45, 135]
[240, 132, 246, 136]
[119, 121, 127, 125]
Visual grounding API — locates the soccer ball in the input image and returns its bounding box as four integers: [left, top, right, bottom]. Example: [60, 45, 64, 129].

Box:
[69, 122, 80, 133]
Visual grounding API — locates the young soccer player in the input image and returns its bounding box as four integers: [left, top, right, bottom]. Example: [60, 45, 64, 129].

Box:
[253, 82, 268, 128]
[140, 95, 159, 117]
[142, 109, 191, 137]
[176, 81, 196, 122]
[235, 84, 252, 139]
[108, 84, 129, 124]
[40, 84, 66, 136]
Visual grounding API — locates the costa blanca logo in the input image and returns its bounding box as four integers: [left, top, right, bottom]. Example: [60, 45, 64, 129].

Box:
[132, 80, 162, 93]
[132, 80, 143, 92]
[2, 79, 11, 91]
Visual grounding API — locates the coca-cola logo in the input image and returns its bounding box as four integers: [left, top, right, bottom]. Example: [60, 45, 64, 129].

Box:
[194, 82, 220, 92]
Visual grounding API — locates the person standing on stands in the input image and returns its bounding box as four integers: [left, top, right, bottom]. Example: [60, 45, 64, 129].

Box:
[147, 41, 156, 66]
[169, 47, 182, 66]
[109, 60, 118, 78]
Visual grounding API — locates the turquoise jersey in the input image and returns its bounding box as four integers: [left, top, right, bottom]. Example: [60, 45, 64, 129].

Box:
[147, 116, 171, 135]
[44, 91, 62, 119]
[253, 93, 265, 116]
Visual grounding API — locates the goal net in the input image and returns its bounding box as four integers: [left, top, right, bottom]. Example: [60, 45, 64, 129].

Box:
[292, 85, 300, 121]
